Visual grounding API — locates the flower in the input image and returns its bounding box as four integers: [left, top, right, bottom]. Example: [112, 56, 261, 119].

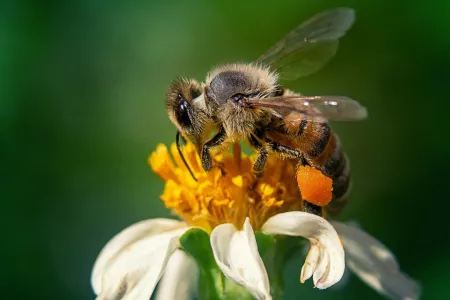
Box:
[91, 142, 420, 300]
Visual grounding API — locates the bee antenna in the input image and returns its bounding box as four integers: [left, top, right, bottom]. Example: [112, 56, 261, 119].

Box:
[176, 131, 198, 182]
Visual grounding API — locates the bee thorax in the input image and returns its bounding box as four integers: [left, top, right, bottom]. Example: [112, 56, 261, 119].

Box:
[219, 105, 262, 140]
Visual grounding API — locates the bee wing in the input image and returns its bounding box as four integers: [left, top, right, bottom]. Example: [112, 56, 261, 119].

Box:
[247, 96, 367, 122]
[256, 8, 355, 80]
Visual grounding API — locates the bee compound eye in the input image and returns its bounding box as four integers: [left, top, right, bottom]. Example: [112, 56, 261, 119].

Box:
[175, 97, 192, 127]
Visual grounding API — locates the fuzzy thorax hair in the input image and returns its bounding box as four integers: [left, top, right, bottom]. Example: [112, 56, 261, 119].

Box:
[204, 63, 279, 139]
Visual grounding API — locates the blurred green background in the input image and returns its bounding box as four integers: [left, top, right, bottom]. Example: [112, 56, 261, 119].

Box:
[2, 0, 449, 299]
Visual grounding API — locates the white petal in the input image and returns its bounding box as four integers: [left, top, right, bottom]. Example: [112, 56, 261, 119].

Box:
[262, 211, 345, 289]
[300, 245, 320, 281]
[211, 218, 272, 300]
[155, 250, 199, 300]
[92, 218, 189, 300]
[332, 221, 421, 300]
[92, 218, 184, 293]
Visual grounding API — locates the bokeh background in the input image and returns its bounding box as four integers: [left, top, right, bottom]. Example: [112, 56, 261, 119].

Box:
[3, 0, 449, 299]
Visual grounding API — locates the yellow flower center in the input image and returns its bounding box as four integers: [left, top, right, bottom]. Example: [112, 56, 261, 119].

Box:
[149, 142, 304, 232]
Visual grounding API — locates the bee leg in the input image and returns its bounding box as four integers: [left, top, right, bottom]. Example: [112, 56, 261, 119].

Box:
[248, 134, 267, 177]
[264, 139, 323, 217]
[201, 126, 226, 171]
[253, 148, 268, 177]
[250, 135, 304, 177]
[302, 200, 324, 217]
[265, 139, 303, 159]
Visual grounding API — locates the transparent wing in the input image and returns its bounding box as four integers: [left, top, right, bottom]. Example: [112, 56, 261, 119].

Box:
[247, 96, 367, 122]
[256, 7, 355, 80]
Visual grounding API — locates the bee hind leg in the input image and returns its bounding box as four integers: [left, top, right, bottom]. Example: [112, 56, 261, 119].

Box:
[263, 139, 324, 217]
[302, 200, 324, 217]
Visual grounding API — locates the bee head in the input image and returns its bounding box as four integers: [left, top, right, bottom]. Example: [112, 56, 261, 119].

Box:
[166, 78, 207, 138]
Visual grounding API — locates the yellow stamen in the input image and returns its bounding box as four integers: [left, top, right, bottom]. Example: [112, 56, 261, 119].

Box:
[149, 142, 304, 232]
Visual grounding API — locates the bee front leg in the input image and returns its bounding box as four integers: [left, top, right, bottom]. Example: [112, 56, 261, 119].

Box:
[201, 126, 226, 171]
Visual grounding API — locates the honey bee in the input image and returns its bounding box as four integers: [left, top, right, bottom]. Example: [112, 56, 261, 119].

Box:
[165, 7, 367, 216]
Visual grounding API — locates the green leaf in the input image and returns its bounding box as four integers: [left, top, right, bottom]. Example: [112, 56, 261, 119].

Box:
[180, 229, 216, 272]
[255, 232, 276, 257]
[255, 234, 307, 300]
[256, 233, 283, 299]
[180, 228, 223, 300]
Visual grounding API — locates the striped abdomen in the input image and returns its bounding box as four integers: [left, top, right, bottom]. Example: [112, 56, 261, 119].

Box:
[301, 121, 350, 216]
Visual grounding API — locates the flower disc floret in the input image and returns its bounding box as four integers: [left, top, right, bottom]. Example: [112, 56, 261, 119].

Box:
[149, 143, 303, 232]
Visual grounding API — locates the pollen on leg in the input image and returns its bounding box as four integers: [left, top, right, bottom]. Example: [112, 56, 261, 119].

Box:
[296, 165, 333, 207]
